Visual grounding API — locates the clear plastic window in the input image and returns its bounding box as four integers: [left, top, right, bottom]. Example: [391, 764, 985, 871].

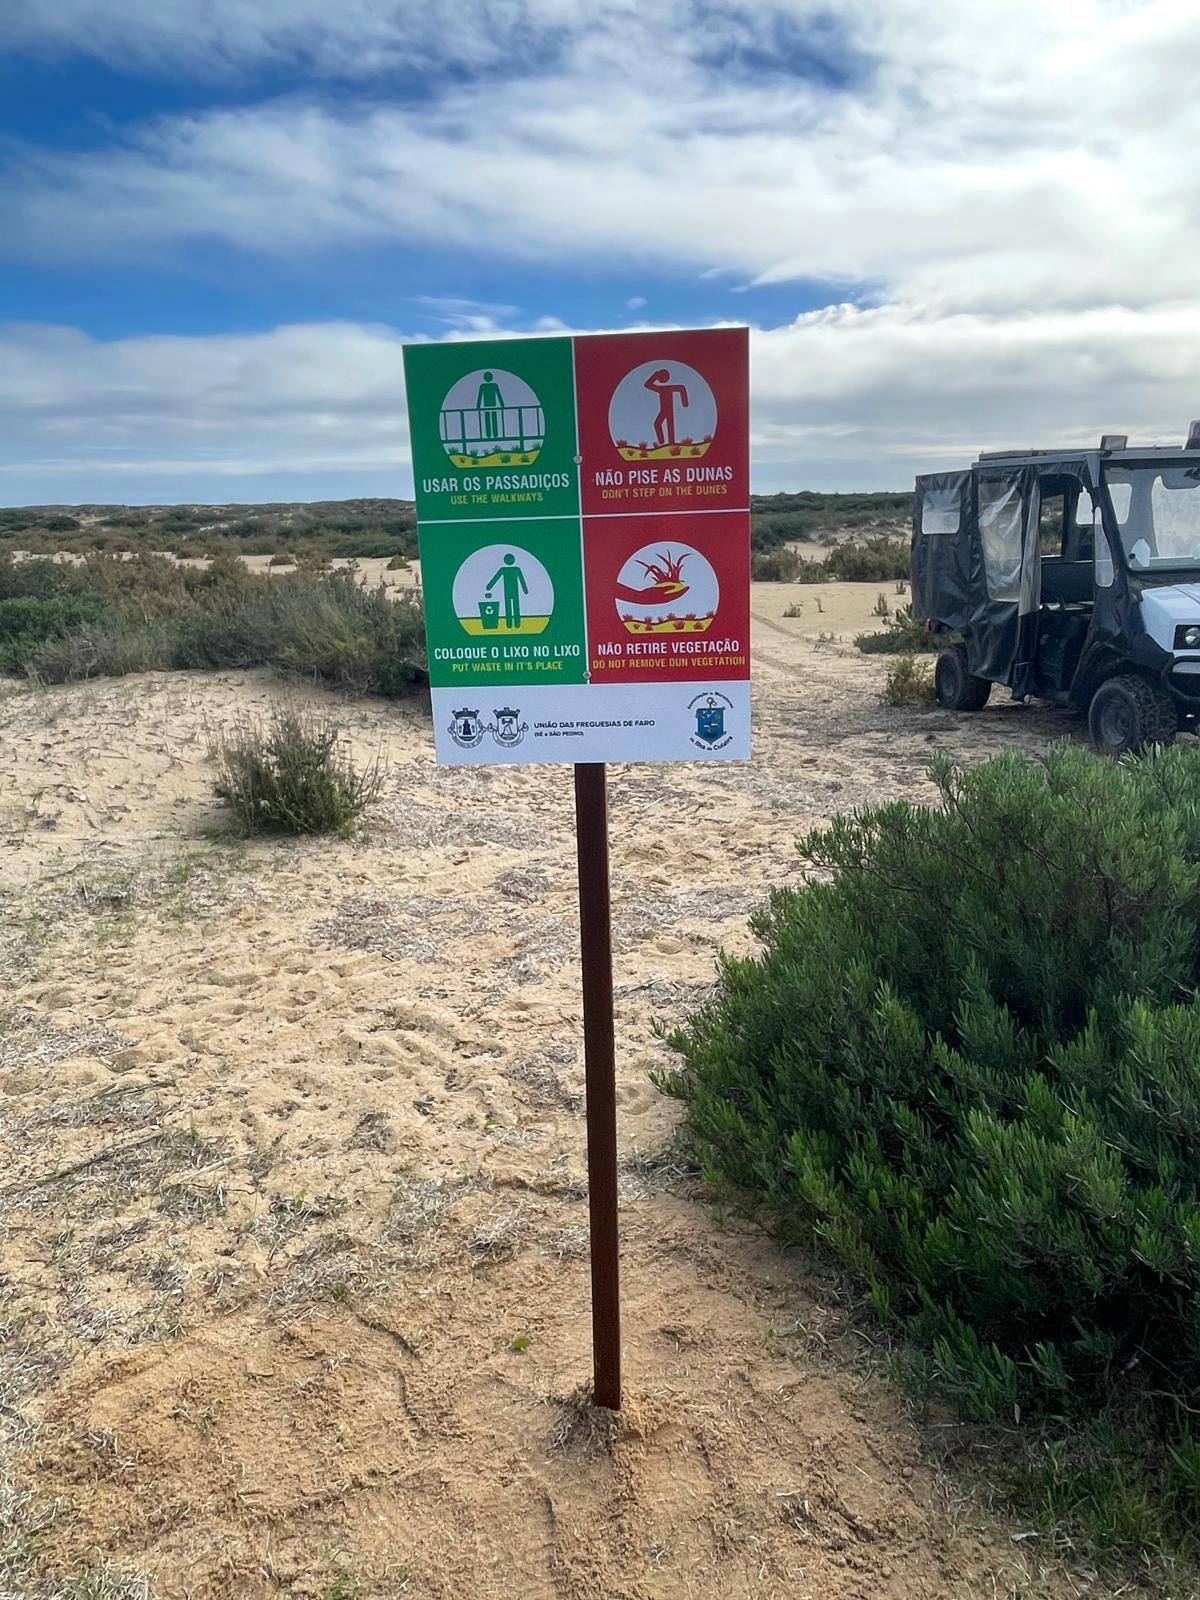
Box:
[978, 476, 1025, 600]
[920, 487, 960, 537]
[1104, 465, 1200, 568]
[1108, 479, 1133, 525]
[1095, 512, 1114, 587]
[1039, 494, 1064, 555]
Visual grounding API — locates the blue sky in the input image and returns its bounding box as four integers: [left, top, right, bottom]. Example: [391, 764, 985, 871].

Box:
[1, 0, 1198, 505]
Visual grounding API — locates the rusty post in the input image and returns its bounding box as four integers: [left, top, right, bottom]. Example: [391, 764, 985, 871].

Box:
[573, 761, 621, 1411]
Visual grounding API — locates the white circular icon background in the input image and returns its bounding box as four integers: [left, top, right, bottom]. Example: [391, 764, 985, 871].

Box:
[442, 367, 539, 415]
[607, 360, 717, 452]
[616, 542, 719, 621]
[452, 543, 554, 626]
[439, 367, 544, 461]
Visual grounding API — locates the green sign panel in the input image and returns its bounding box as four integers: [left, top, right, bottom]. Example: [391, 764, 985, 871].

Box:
[404, 337, 579, 523]
[419, 517, 587, 687]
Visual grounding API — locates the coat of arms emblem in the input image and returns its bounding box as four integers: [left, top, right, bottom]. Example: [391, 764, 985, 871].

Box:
[688, 691, 733, 750]
[493, 707, 528, 748]
[449, 708, 485, 748]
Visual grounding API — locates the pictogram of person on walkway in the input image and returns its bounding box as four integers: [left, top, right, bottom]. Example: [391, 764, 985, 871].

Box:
[643, 368, 689, 447]
[475, 370, 505, 441]
[486, 552, 529, 629]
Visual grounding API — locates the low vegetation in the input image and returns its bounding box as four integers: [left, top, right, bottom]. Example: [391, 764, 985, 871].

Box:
[0, 551, 426, 695]
[880, 654, 934, 705]
[0, 499, 418, 562]
[750, 546, 806, 581]
[751, 491, 912, 552]
[661, 744, 1200, 1577]
[856, 604, 947, 654]
[3, 492, 912, 567]
[210, 707, 385, 837]
[753, 536, 911, 584]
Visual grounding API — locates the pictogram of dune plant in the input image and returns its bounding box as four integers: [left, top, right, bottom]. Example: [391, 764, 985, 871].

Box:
[637, 550, 688, 586]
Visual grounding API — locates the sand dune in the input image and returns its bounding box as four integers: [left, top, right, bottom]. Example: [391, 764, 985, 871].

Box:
[0, 584, 1078, 1599]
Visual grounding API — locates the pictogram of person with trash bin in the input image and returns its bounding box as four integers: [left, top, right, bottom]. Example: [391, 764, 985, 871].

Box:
[483, 552, 529, 631]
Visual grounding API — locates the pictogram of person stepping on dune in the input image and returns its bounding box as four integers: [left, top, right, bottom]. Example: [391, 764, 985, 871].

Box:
[644, 368, 690, 448]
[609, 359, 717, 462]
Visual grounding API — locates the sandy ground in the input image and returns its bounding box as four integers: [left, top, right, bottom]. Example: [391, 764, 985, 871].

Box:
[0, 581, 1088, 1600]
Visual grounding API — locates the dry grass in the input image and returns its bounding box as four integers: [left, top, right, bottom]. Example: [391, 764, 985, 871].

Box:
[547, 1385, 630, 1457]
[507, 1048, 583, 1113]
[0, 1009, 130, 1073]
[266, 1231, 390, 1318]
[616, 1141, 698, 1201]
[0, 1296, 151, 1599]
[385, 1173, 471, 1256]
[467, 1204, 529, 1263]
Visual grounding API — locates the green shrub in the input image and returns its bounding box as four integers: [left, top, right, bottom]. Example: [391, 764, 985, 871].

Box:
[824, 537, 910, 583]
[881, 654, 933, 705]
[660, 744, 1200, 1565]
[752, 538, 912, 587]
[0, 552, 426, 696]
[210, 707, 385, 837]
[292, 546, 332, 573]
[750, 490, 913, 541]
[0, 498, 423, 563]
[25, 620, 172, 682]
[0, 594, 114, 672]
[751, 511, 814, 551]
[752, 547, 808, 582]
[0, 552, 62, 601]
[794, 562, 834, 584]
[73, 550, 196, 618]
[856, 605, 950, 654]
[326, 536, 415, 561]
[170, 573, 426, 695]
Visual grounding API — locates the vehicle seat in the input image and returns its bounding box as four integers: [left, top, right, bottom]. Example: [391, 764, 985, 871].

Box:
[1041, 558, 1092, 606]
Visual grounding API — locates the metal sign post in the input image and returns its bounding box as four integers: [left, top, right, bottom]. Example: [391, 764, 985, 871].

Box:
[573, 762, 621, 1410]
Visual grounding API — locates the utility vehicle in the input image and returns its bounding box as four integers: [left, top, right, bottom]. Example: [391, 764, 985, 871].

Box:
[912, 426, 1200, 754]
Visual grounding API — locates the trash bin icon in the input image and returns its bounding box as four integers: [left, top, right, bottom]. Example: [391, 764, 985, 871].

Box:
[479, 599, 501, 630]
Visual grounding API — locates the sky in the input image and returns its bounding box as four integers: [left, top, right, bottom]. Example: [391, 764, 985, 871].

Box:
[1, 0, 1199, 505]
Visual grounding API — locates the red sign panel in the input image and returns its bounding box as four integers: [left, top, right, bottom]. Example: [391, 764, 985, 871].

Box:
[574, 327, 750, 518]
[583, 511, 750, 684]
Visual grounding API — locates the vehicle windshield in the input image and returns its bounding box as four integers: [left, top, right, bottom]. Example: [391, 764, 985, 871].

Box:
[1104, 462, 1200, 570]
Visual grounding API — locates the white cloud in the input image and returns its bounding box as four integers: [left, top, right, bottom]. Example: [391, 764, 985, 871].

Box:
[409, 295, 521, 333]
[4, 303, 1200, 503]
[0, 321, 413, 502]
[4, 0, 1198, 317]
[0, 0, 588, 78]
[3, 0, 1200, 493]
[749, 300, 1200, 484]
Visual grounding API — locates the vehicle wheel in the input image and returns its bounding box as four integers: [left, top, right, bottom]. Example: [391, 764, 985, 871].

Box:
[1087, 674, 1178, 757]
[934, 645, 992, 711]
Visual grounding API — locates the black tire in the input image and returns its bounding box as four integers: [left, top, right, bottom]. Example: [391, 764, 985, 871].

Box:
[1088, 674, 1178, 757]
[934, 645, 992, 712]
